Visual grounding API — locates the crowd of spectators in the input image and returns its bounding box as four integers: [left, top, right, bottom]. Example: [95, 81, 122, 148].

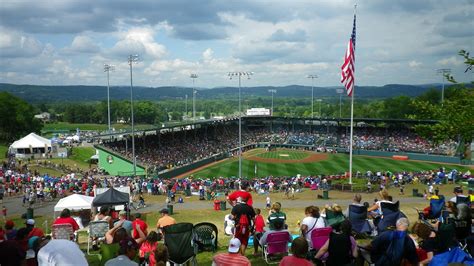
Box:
[1, 150, 473, 265]
[102, 125, 459, 173]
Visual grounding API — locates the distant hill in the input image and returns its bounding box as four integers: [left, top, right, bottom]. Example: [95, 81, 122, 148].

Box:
[0, 83, 449, 103]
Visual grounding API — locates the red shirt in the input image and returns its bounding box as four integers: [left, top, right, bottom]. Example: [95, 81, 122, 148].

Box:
[279, 255, 314, 266]
[212, 253, 251, 266]
[254, 214, 265, 233]
[27, 227, 44, 239]
[53, 217, 79, 231]
[228, 190, 253, 206]
[132, 218, 148, 239]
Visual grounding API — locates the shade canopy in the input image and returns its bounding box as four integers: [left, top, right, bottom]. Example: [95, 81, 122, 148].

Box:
[54, 194, 94, 212]
[92, 188, 129, 207]
[10, 132, 51, 149]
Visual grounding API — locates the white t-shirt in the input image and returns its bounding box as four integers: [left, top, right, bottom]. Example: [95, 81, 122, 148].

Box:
[37, 240, 88, 266]
[301, 216, 326, 248]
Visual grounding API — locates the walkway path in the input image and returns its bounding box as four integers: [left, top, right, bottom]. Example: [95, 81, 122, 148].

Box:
[3, 191, 427, 218]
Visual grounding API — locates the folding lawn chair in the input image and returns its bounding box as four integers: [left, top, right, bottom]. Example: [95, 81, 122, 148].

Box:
[377, 201, 406, 233]
[194, 222, 218, 252]
[51, 223, 74, 240]
[310, 227, 332, 250]
[325, 209, 345, 228]
[87, 220, 109, 255]
[415, 196, 445, 222]
[262, 231, 292, 264]
[348, 204, 372, 235]
[163, 222, 197, 266]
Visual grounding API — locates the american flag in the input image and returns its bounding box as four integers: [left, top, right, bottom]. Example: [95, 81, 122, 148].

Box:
[341, 14, 356, 97]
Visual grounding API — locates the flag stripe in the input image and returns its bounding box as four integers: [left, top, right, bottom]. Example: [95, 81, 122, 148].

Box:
[341, 14, 356, 97]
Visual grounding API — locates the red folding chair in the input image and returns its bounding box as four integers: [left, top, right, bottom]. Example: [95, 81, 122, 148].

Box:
[262, 231, 292, 264]
[310, 226, 332, 250]
[310, 226, 332, 262]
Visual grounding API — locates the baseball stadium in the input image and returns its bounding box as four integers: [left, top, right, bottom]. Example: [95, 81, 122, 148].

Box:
[1, 1, 473, 265]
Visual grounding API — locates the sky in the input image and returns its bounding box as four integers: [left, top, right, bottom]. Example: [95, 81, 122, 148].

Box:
[0, 0, 472, 88]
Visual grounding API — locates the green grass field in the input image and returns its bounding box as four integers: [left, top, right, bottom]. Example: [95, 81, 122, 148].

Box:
[256, 149, 310, 160]
[0, 144, 7, 159]
[193, 149, 471, 178]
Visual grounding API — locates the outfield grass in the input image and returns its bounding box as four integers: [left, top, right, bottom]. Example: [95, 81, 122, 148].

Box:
[193, 151, 471, 178]
[256, 149, 310, 160]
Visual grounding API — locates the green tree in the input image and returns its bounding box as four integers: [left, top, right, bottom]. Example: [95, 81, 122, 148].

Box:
[0, 92, 43, 142]
[413, 50, 474, 145]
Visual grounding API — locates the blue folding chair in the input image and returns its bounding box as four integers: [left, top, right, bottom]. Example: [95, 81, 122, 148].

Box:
[377, 201, 406, 232]
[348, 204, 372, 235]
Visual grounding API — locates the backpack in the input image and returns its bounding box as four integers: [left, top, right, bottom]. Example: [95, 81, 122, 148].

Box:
[236, 214, 251, 235]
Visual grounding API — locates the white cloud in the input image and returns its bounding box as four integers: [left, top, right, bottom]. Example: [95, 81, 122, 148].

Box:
[437, 56, 463, 66]
[110, 27, 166, 59]
[409, 60, 422, 68]
[0, 1, 472, 86]
[68, 35, 100, 53]
[0, 28, 43, 58]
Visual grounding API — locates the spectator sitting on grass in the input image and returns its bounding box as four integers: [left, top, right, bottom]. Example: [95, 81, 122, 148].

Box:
[315, 219, 358, 265]
[53, 208, 79, 233]
[212, 238, 250, 266]
[139, 231, 159, 266]
[156, 208, 176, 237]
[279, 237, 313, 266]
[114, 210, 133, 236]
[259, 219, 292, 249]
[105, 237, 139, 266]
[268, 202, 286, 230]
[154, 244, 169, 266]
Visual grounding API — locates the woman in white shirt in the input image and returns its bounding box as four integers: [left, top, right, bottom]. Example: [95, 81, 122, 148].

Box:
[300, 206, 326, 249]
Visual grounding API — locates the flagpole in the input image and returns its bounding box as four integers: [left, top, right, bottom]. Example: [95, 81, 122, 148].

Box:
[349, 89, 354, 184]
[349, 4, 357, 185]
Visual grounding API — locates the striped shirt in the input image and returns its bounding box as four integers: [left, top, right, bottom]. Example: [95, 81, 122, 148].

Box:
[212, 253, 251, 266]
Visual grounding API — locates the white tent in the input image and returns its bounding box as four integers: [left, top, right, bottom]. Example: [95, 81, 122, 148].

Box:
[10, 133, 51, 153]
[54, 194, 94, 212]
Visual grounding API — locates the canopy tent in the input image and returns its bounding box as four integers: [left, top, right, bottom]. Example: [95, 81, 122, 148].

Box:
[10, 132, 51, 150]
[54, 194, 94, 212]
[9, 133, 52, 157]
[92, 188, 129, 207]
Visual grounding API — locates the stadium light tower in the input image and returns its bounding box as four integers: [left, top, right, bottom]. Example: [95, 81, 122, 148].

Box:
[307, 75, 318, 118]
[336, 89, 344, 119]
[104, 64, 115, 133]
[190, 74, 198, 121]
[437, 68, 451, 107]
[128, 54, 139, 176]
[228, 71, 253, 179]
[268, 89, 277, 116]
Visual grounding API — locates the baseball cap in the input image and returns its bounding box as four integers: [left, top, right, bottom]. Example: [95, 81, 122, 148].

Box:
[26, 219, 35, 226]
[119, 210, 127, 216]
[5, 220, 14, 229]
[228, 238, 241, 253]
[454, 187, 463, 193]
[119, 237, 138, 250]
[159, 208, 169, 214]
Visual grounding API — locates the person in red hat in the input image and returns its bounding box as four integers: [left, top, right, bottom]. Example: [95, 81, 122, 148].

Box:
[5, 220, 17, 240]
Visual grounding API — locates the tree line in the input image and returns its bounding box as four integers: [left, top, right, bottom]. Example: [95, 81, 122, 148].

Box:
[0, 51, 471, 146]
